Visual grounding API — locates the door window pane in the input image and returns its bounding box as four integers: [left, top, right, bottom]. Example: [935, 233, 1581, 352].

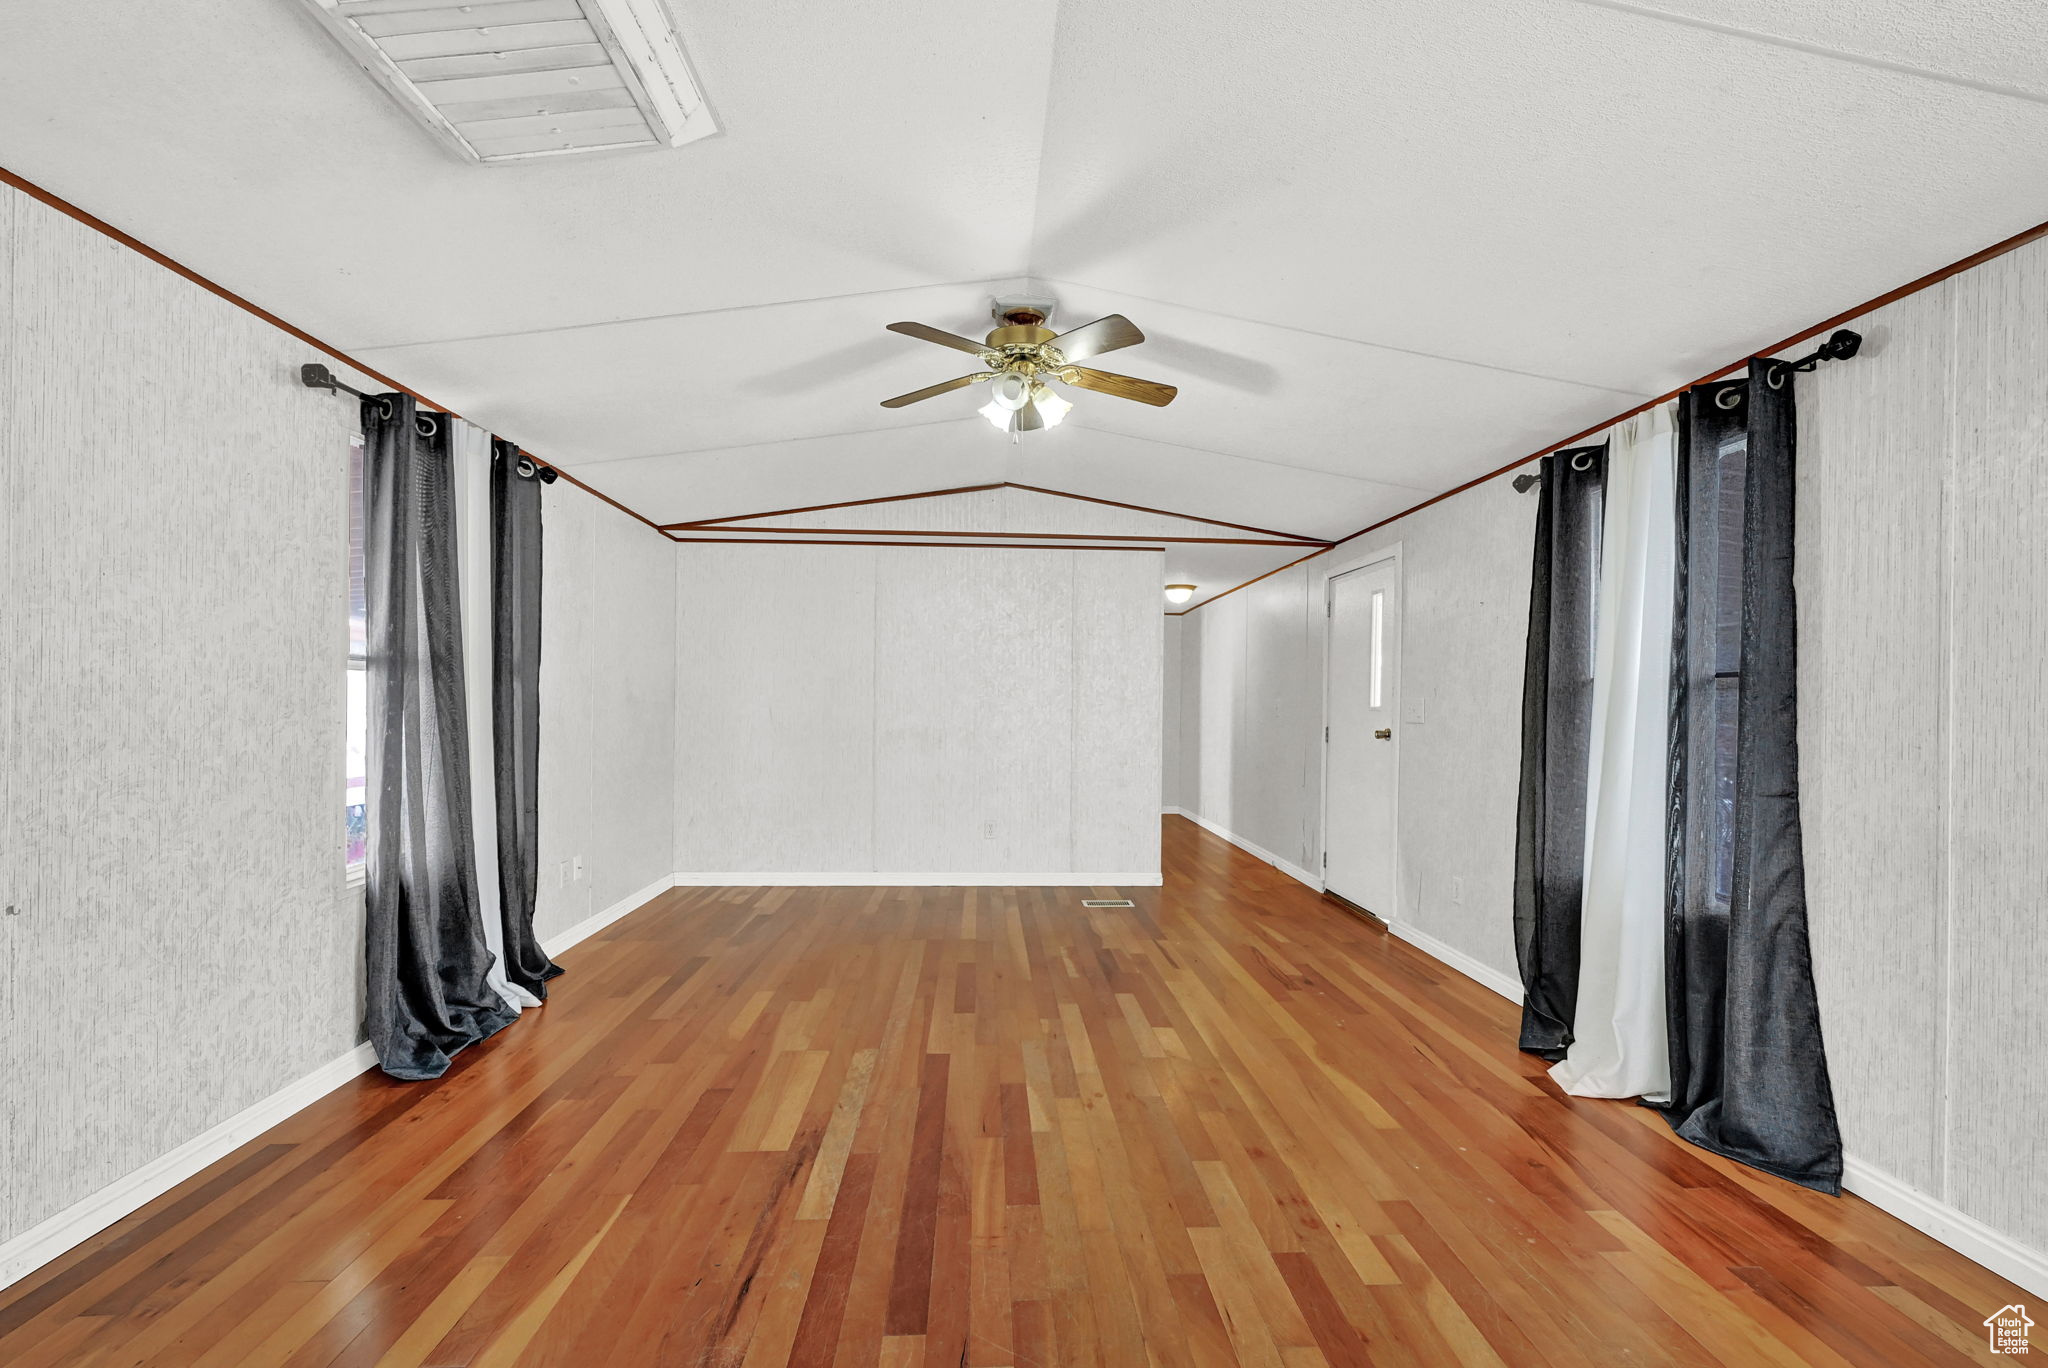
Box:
[1369, 589, 1384, 708]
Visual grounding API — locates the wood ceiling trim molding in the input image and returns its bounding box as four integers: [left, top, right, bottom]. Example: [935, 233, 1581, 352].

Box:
[668, 536, 1167, 551]
[663, 483, 1008, 528]
[670, 526, 1322, 546]
[1001, 483, 1331, 542]
[1168, 547, 1331, 617]
[0, 162, 672, 539]
[673, 480, 1334, 544]
[1178, 209, 2048, 617]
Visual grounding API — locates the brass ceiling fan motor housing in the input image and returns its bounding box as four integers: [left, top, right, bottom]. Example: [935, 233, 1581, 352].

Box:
[987, 309, 1058, 355]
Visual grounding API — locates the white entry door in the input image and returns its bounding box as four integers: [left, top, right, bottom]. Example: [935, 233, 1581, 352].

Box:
[1324, 559, 1400, 915]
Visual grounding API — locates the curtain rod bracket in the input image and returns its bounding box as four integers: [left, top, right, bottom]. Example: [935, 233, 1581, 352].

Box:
[1770, 328, 1862, 377]
[300, 361, 371, 401]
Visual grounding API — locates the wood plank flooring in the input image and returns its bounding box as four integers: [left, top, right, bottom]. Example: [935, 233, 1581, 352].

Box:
[0, 816, 2036, 1365]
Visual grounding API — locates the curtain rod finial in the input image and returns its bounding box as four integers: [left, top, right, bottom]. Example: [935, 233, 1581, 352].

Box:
[1772, 328, 1863, 377]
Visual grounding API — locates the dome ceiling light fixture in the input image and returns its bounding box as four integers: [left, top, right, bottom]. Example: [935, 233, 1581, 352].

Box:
[879, 297, 1178, 436]
[1164, 584, 1198, 605]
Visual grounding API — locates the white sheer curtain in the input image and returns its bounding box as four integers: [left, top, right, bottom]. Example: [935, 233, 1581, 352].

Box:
[449, 419, 541, 1013]
[1551, 405, 1675, 1101]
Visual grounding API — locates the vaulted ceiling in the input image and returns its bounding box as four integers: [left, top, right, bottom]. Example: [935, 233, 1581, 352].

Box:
[5, 1, 2048, 595]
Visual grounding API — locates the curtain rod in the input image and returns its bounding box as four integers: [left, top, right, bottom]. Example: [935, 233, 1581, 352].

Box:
[1510, 330, 1864, 494]
[303, 363, 558, 483]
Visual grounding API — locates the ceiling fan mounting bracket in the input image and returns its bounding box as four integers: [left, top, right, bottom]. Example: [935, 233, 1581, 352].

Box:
[991, 294, 1059, 329]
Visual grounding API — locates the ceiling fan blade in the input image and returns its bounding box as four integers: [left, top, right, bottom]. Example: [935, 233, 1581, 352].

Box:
[879, 373, 990, 408]
[1061, 366, 1178, 407]
[1049, 314, 1144, 363]
[886, 321, 991, 357]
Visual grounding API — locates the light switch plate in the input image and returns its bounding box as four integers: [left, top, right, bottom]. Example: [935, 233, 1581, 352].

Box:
[1403, 695, 1427, 725]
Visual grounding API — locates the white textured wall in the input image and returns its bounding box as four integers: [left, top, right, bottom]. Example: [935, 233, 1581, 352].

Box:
[1176, 231, 2048, 1267]
[534, 487, 678, 946]
[1162, 615, 1183, 809]
[0, 185, 364, 1246]
[0, 182, 682, 1252]
[1177, 478, 1534, 960]
[1797, 239, 2048, 1254]
[675, 544, 1162, 877]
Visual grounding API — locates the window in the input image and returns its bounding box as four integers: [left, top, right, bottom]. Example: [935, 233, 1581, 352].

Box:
[1705, 429, 1748, 907]
[346, 433, 368, 872]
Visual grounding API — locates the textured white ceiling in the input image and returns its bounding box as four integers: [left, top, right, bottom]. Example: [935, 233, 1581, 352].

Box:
[4, 0, 2048, 596]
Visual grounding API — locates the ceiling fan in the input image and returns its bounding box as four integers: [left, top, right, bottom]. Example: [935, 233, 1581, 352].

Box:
[878, 300, 1178, 433]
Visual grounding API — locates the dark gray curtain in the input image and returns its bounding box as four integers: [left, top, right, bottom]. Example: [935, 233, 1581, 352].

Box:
[491, 439, 561, 999]
[363, 395, 518, 1081]
[1513, 443, 1607, 1060]
[1655, 361, 1842, 1193]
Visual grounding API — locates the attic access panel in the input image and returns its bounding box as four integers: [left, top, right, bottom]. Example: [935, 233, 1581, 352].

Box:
[302, 0, 715, 163]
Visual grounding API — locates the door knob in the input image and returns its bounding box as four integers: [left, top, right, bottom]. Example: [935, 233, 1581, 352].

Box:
[1374, 728, 1392, 740]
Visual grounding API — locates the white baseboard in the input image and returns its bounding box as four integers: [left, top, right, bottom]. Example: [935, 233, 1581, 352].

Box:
[0, 877, 682, 1296]
[672, 872, 1164, 887]
[1375, 927, 2046, 1296]
[0, 1040, 380, 1292]
[1169, 808, 1519, 1008]
[1389, 921, 1526, 1005]
[540, 874, 679, 956]
[1841, 1157, 2048, 1299]
[1172, 808, 1323, 891]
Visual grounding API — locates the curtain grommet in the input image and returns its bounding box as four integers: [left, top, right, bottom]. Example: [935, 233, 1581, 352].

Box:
[415, 413, 440, 438]
[1766, 364, 1788, 390]
[1714, 385, 1744, 410]
[1570, 450, 1594, 472]
[516, 456, 538, 480]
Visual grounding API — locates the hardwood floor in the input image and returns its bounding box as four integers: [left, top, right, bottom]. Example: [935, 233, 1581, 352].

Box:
[0, 816, 2035, 1366]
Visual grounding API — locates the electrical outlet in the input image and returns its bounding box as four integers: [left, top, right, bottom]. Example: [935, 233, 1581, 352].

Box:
[1450, 876, 1465, 904]
[1403, 695, 1427, 725]
[982, 821, 996, 840]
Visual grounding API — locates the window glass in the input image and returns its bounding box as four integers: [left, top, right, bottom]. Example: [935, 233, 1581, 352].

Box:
[1711, 433, 1748, 675]
[346, 434, 367, 870]
[1707, 430, 1748, 906]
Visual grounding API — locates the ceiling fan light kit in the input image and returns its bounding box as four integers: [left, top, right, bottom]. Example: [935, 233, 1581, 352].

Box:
[879, 298, 1179, 435]
[1165, 584, 1197, 605]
